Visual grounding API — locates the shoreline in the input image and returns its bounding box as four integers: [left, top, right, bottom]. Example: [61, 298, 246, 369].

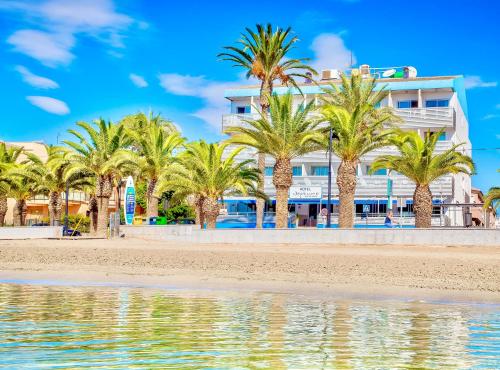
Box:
[0, 238, 499, 304]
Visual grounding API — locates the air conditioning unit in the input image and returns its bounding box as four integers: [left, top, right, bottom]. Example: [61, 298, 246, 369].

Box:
[321, 69, 340, 80]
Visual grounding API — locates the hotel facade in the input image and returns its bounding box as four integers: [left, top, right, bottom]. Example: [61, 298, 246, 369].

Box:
[221, 66, 472, 227]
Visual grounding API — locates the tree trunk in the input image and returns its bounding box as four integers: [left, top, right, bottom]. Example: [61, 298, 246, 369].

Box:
[202, 197, 220, 229]
[413, 184, 432, 228]
[255, 153, 265, 229]
[194, 195, 205, 229]
[49, 191, 62, 226]
[13, 199, 27, 226]
[146, 178, 159, 219]
[337, 160, 357, 228]
[273, 158, 293, 229]
[0, 195, 7, 226]
[88, 195, 98, 235]
[95, 176, 113, 238]
[255, 79, 273, 229]
[96, 196, 110, 237]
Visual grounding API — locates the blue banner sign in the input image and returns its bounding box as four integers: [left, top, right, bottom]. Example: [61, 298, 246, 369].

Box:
[124, 176, 136, 225]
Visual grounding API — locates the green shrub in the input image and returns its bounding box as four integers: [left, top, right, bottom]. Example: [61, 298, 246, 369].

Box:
[42, 215, 90, 233]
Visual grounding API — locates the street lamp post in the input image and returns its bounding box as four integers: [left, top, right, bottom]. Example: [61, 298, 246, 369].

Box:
[63, 180, 69, 236]
[326, 127, 333, 228]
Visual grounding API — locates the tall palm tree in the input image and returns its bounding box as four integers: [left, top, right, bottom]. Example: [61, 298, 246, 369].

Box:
[484, 170, 500, 210]
[15, 145, 91, 226]
[370, 130, 474, 228]
[226, 93, 323, 228]
[61, 119, 133, 237]
[0, 143, 23, 226]
[125, 114, 184, 218]
[320, 73, 400, 227]
[4, 164, 37, 226]
[157, 141, 261, 229]
[219, 23, 316, 228]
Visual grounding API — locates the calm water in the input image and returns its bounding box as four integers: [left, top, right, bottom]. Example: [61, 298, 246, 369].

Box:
[0, 283, 498, 369]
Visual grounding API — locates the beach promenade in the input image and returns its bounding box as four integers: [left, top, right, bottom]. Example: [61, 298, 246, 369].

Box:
[0, 238, 498, 303]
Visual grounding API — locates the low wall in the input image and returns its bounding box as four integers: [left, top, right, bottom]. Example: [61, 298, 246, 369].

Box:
[0, 226, 63, 240]
[122, 226, 500, 246]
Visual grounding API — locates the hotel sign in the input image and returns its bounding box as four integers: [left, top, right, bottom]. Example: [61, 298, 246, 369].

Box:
[289, 186, 322, 199]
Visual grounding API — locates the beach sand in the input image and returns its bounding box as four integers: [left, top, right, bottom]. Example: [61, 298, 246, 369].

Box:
[0, 238, 498, 303]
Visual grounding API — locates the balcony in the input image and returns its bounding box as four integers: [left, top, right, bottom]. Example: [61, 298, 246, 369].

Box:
[221, 107, 454, 132]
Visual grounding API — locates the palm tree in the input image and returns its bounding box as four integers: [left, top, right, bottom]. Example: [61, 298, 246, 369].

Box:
[61, 119, 133, 237]
[320, 73, 400, 228]
[125, 114, 184, 218]
[0, 143, 23, 226]
[16, 145, 91, 226]
[484, 170, 500, 210]
[157, 141, 261, 229]
[4, 164, 37, 226]
[226, 93, 323, 228]
[219, 23, 316, 228]
[370, 130, 474, 228]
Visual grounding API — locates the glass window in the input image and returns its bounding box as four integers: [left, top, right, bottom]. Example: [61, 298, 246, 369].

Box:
[425, 99, 449, 108]
[264, 166, 273, 176]
[426, 132, 447, 141]
[311, 166, 329, 176]
[397, 100, 418, 109]
[366, 165, 387, 175]
[292, 166, 302, 176]
[236, 106, 251, 114]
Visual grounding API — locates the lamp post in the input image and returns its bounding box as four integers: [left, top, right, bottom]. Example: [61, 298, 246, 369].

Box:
[63, 180, 69, 236]
[326, 127, 333, 228]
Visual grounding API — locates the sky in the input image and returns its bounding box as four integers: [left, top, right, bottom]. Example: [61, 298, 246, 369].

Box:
[0, 0, 499, 192]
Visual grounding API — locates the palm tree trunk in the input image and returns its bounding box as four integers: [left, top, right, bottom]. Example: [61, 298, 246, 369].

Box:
[146, 178, 159, 219]
[88, 195, 98, 235]
[337, 160, 357, 228]
[96, 196, 110, 237]
[413, 184, 432, 228]
[273, 158, 293, 229]
[194, 195, 205, 229]
[255, 153, 265, 228]
[49, 191, 62, 226]
[255, 79, 273, 229]
[202, 197, 220, 229]
[96, 176, 113, 237]
[13, 199, 27, 226]
[0, 195, 7, 226]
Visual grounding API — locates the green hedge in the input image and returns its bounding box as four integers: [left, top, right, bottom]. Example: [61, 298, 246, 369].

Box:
[42, 215, 90, 233]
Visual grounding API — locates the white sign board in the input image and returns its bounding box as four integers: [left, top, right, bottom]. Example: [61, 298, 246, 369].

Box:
[289, 186, 322, 199]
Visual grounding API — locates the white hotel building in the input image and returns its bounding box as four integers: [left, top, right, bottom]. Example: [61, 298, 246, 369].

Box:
[221, 66, 472, 227]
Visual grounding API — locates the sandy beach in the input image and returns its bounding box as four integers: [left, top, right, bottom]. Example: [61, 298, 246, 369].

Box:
[0, 238, 499, 303]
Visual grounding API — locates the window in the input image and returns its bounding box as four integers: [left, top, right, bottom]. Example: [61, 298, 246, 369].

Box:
[397, 100, 418, 109]
[426, 131, 447, 141]
[311, 166, 329, 176]
[236, 106, 251, 114]
[264, 166, 273, 176]
[425, 99, 449, 108]
[365, 165, 387, 175]
[292, 166, 302, 176]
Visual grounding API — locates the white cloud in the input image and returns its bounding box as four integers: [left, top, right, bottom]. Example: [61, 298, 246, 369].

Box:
[310, 33, 355, 72]
[7, 30, 75, 67]
[2, 0, 139, 66]
[26, 96, 70, 115]
[14, 65, 59, 89]
[158, 73, 236, 131]
[129, 73, 148, 88]
[481, 114, 500, 121]
[464, 75, 497, 89]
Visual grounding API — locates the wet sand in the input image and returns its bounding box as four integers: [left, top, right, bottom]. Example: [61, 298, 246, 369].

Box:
[0, 238, 499, 303]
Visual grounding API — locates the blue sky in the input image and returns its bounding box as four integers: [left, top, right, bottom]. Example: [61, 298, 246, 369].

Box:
[0, 0, 499, 192]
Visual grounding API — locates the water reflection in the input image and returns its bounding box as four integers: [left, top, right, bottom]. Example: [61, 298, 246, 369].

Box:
[0, 283, 498, 368]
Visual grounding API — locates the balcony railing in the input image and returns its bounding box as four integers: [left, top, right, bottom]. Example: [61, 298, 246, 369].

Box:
[222, 107, 454, 132]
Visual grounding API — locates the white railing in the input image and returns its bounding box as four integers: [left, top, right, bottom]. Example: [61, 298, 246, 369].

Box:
[222, 107, 454, 131]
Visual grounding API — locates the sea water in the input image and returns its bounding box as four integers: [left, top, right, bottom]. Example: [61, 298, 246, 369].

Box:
[0, 283, 498, 369]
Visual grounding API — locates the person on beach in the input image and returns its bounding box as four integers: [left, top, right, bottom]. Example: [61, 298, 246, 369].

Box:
[384, 210, 399, 228]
